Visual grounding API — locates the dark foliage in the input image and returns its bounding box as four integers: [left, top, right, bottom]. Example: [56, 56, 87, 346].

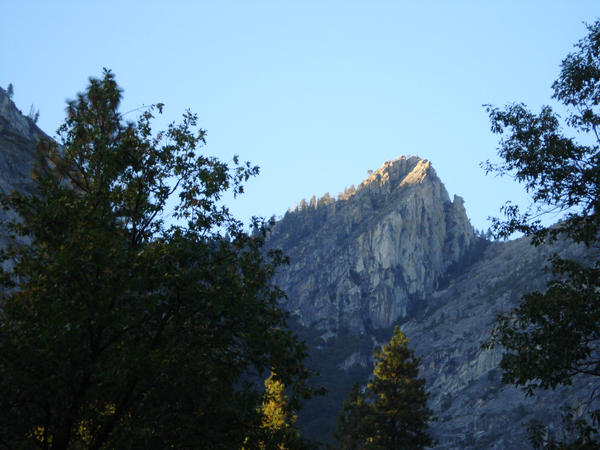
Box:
[0, 70, 314, 449]
[484, 19, 600, 447]
[335, 326, 434, 449]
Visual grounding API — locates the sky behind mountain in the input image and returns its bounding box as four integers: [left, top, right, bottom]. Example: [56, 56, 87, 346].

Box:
[2, 1, 598, 232]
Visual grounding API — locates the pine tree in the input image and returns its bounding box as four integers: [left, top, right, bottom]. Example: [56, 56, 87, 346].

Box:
[299, 198, 308, 211]
[366, 326, 434, 449]
[335, 383, 371, 450]
[27, 104, 40, 123]
[335, 326, 434, 449]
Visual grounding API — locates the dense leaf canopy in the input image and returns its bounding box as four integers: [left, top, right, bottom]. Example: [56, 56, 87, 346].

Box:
[0, 70, 313, 449]
[484, 19, 600, 447]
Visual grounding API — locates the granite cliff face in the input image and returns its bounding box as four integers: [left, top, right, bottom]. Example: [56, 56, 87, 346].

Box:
[401, 236, 591, 448]
[267, 156, 476, 333]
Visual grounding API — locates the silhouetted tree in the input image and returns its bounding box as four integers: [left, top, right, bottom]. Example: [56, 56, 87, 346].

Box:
[0, 69, 314, 449]
[484, 19, 600, 447]
[335, 383, 371, 450]
[27, 104, 39, 123]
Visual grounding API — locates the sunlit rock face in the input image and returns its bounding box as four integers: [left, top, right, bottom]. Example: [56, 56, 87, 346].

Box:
[267, 156, 476, 333]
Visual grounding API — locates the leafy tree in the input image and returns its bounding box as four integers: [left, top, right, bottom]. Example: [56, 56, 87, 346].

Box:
[528, 407, 600, 449]
[6, 83, 14, 99]
[0, 69, 313, 449]
[335, 326, 434, 449]
[484, 19, 600, 446]
[252, 371, 304, 449]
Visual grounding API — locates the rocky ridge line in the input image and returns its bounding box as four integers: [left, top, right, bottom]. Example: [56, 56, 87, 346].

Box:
[268, 155, 477, 333]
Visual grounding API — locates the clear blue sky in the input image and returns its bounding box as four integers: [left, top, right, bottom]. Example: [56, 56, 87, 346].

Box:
[2, 1, 598, 232]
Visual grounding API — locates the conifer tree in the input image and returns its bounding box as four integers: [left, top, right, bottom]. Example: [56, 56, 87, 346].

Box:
[335, 382, 371, 450]
[366, 326, 434, 449]
[335, 326, 434, 449]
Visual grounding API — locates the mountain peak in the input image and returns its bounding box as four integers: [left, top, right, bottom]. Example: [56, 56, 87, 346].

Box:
[269, 154, 475, 332]
[359, 156, 433, 191]
[351, 156, 450, 206]
[398, 158, 431, 187]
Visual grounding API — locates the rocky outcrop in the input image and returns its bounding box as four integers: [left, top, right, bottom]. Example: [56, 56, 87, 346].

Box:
[0, 88, 45, 250]
[268, 156, 476, 333]
[400, 235, 591, 448]
[0, 87, 42, 196]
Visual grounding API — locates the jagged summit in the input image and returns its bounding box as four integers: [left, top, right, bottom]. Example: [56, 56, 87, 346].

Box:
[351, 156, 453, 207]
[359, 156, 436, 191]
[269, 155, 476, 332]
[289, 156, 452, 213]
